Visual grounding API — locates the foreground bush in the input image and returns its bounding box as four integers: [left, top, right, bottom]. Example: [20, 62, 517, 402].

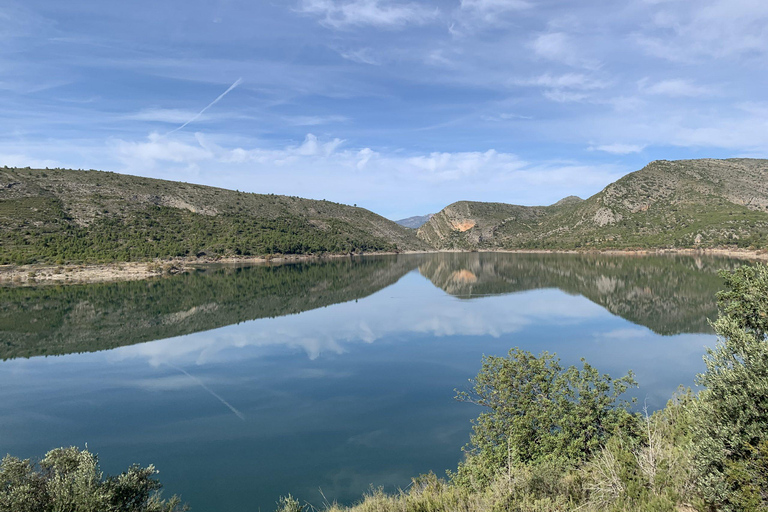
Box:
[453, 349, 638, 489]
[0, 446, 185, 512]
[693, 264, 768, 511]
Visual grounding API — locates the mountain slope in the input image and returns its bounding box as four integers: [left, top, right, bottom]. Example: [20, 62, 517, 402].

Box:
[417, 159, 768, 250]
[0, 167, 429, 264]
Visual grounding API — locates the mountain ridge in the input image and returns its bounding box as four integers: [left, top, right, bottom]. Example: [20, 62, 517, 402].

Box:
[3, 158, 768, 266]
[417, 158, 768, 250]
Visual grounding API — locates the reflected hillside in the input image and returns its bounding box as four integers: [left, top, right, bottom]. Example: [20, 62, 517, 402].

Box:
[418, 252, 740, 335]
[0, 256, 420, 359]
[0, 252, 745, 360]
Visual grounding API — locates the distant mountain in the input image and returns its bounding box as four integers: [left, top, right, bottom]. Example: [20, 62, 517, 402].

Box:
[0, 167, 429, 264]
[418, 159, 768, 250]
[395, 214, 434, 229]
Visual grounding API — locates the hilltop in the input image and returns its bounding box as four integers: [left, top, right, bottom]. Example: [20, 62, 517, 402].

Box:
[395, 214, 434, 229]
[0, 167, 428, 265]
[418, 158, 768, 250]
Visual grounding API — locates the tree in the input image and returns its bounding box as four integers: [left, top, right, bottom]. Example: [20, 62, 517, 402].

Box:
[693, 264, 768, 511]
[454, 348, 637, 489]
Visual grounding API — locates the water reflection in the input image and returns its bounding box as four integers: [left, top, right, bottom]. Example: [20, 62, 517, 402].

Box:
[0, 252, 744, 512]
[0, 253, 739, 360]
[418, 252, 736, 334]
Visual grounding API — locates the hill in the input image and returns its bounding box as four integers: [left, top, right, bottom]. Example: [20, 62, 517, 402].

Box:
[395, 214, 434, 229]
[0, 167, 429, 264]
[417, 159, 768, 250]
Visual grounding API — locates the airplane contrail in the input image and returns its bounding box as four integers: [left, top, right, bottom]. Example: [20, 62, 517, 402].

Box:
[166, 77, 243, 135]
[167, 363, 246, 421]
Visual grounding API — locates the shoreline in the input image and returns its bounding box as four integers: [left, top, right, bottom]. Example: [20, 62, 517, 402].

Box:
[1, 247, 766, 286]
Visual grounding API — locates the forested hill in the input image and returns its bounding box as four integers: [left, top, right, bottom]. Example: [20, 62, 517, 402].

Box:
[0, 167, 429, 265]
[418, 158, 768, 250]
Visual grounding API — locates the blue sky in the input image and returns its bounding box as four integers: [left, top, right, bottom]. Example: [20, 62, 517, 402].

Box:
[2, 0, 767, 219]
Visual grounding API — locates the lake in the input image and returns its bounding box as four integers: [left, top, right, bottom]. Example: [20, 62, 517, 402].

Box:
[0, 252, 741, 511]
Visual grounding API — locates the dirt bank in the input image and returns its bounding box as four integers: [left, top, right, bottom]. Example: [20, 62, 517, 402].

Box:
[1, 248, 765, 286]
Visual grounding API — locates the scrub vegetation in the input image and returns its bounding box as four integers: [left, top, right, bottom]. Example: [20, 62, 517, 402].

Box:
[0, 447, 184, 512]
[0, 167, 427, 265]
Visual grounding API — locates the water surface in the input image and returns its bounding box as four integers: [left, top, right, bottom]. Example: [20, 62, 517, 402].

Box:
[0, 253, 739, 511]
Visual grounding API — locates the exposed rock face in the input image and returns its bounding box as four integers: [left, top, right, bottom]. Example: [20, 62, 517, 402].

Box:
[593, 207, 622, 227]
[416, 201, 547, 250]
[417, 159, 768, 250]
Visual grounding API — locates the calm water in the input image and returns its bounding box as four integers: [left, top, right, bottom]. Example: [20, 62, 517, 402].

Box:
[0, 253, 741, 511]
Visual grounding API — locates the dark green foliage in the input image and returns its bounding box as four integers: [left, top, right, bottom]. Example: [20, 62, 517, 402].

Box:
[453, 348, 637, 489]
[0, 167, 425, 265]
[693, 263, 768, 510]
[0, 447, 185, 512]
[0, 204, 396, 265]
[715, 264, 768, 339]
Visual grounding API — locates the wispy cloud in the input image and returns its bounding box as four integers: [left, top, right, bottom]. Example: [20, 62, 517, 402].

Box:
[126, 108, 209, 124]
[528, 32, 600, 69]
[458, 0, 531, 24]
[512, 73, 610, 90]
[589, 143, 646, 155]
[296, 0, 438, 29]
[338, 47, 381, 65]
[636, 0, 768, 61]
[639, 78, 712, 97]
[283, 115, 350, 126]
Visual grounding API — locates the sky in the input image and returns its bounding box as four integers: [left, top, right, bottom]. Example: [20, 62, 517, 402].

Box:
[2, 0, 768, 219]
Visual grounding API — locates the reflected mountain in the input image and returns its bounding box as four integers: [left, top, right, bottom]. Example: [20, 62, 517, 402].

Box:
[0, 256, 419, 360]
[0, 252, 743, 360]
[418, 252, 739, 335]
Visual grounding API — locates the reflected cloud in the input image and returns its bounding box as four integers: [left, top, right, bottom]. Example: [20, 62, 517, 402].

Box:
[109, 283, 603, 366]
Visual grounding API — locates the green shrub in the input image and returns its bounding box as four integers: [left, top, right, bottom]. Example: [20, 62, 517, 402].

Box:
[453, 348, 638, 489]
[693, 264, 768, 510]
[0, 447, 185, 512]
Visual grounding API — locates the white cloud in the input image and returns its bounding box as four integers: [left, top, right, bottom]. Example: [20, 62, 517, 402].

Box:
[458, 0, 531, 24]
[589, 143, 645, 155]
[0, 153, 61, 169]
[283, 115, 349, 126]
[481, 112, 533, 121]
[125, 109, 209, 124]
[296, 0, 438, 29]
[636, 0, 768, 61]
[338, 47, 381, 65]
[404, 149, 524, 181]
[640, 78, 712, 97]
[460, 0, 531, 12]
[512, 73, 609, 91]
[528, 32, 599, 69]
[543, 90, 589, 103]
